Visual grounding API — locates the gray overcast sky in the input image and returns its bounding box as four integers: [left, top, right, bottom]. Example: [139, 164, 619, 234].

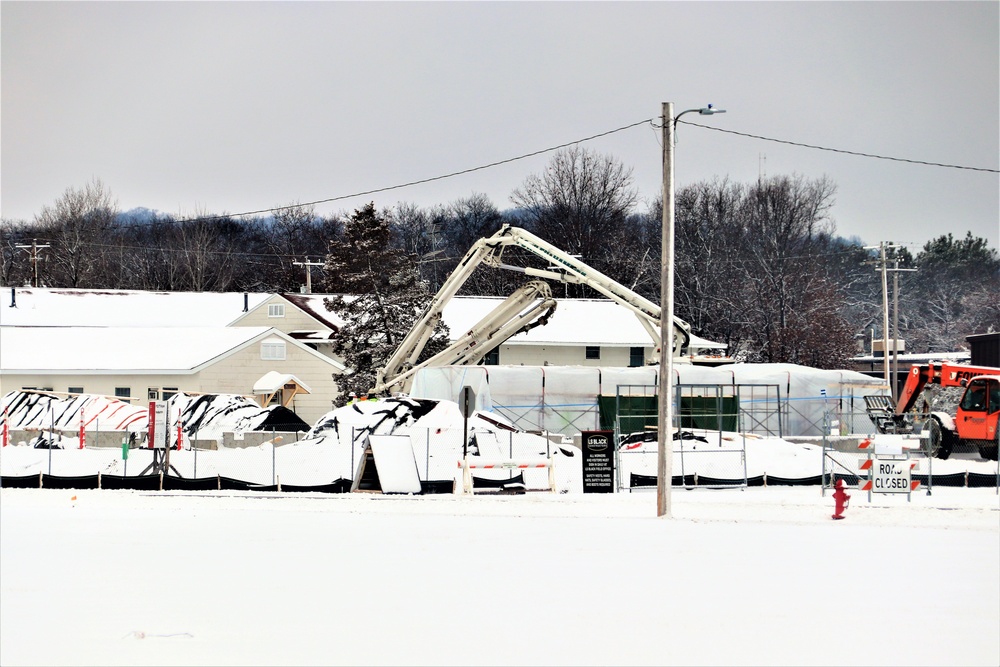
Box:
[2, 1, 998, 251]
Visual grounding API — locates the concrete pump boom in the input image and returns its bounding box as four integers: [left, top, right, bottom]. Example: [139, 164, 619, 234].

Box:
[373, 224, 718, 395]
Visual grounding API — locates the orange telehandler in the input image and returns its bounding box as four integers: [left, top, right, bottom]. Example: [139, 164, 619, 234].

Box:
[865, 362, 999, 460]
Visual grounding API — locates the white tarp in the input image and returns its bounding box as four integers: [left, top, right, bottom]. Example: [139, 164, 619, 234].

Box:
[295, 395, 570, 485]
[410, 363, 889, 437]
[366, 434, 422, 493]
[0, 390, 305, 446]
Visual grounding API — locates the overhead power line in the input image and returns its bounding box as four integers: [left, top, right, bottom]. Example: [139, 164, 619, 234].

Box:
[178, 118, 654, 224]
[680, 120, 1000, 173]
[127, 115, 1000, 226]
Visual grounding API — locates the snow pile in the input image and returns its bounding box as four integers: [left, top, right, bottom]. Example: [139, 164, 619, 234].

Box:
[169, 392, 309, 442]
[288, 395, 575, 487]
[618, 430, 840, 480]
[1, 391, 148, 432]
[0, 390, 308, 447]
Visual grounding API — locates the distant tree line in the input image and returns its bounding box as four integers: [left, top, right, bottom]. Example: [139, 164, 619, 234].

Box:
[3, 148, 998, 370]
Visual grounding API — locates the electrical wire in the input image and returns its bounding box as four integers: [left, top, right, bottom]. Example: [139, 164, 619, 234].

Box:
[175, 118, 655, 224]
[679, 119, 1000, 173]
[14, 116, 998, 229]
[178, 116, 999, 224]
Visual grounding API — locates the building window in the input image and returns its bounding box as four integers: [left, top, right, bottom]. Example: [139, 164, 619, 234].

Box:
[629, 347, 645, 367]
[68, 386, 84, 395]
[483, 348, 500, 366]
[115, 387, 131, 399]
[148, 388, 160, 400]
[586, 346, 601, 360]
[268, 304, 285, 318]
[261, 339, 286, 360]
[162, 387, 178, 400]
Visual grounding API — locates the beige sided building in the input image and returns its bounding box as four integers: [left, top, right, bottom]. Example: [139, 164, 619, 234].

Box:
[0, 326, 344, 426]
[230, 293, 344, 361]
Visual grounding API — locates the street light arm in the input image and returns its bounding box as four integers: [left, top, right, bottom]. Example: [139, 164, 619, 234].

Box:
[672, 105, 727, 135]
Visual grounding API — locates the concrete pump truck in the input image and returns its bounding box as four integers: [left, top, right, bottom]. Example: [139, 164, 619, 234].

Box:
[371, 224, 728, 397]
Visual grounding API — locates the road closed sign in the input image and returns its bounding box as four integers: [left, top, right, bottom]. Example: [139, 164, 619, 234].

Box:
[872, 459, 912, 494]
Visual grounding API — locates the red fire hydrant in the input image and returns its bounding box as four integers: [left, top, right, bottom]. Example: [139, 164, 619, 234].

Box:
[832, 478, 851, 520]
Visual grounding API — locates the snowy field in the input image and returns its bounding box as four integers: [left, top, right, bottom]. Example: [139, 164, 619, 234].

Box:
[1, 485, 998, 667]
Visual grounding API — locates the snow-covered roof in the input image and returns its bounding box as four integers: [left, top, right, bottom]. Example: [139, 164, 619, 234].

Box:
[0, 287, 270, 327]
[442, 297, 657, 347]
[0, 326, 304, 373]
[277, 293, 346, 330]
[0, 287, 725, 352]
[253, 371, 312, 394]
[850, 351, 971, 364]
[689, 332, 728, 350]
[288, 329, 337, 341]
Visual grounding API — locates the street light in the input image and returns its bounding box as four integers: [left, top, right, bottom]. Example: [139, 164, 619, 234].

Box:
[658, 102, 727, 518]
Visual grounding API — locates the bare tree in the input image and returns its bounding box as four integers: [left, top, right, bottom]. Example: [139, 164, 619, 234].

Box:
[171, 210, 241, 291]
[388, 202, 432, 256]
[732, 175, 855, 364]
[671, 179, 749, 344]
[446, 193, 504, 252]
[264, 204, 324, 292]
[669, 175, 855, 366]
[433, 194, 510, 296]
[510, 147, 638, 294]
[34, 179, 118, 287]
[0, 220, 33, 287]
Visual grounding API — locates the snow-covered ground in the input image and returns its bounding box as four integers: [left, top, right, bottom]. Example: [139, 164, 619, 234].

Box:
[1, 486, 998, 667]
[3, 395, 999, 666]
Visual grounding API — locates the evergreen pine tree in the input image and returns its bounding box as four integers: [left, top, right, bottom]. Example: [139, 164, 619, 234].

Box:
[324, 203, 450, 403]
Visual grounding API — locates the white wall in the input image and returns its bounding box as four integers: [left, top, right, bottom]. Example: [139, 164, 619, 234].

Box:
[496, 343, 650, 367]
[0, 373, 188, 403]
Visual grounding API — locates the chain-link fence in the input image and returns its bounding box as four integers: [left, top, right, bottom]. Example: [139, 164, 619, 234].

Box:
[607, 383, 785, 441]
[820, 407, 1000, 494]
[610, 384, 751, 491]
[616, 433, 750, 491]
[4, 406, 996, 493]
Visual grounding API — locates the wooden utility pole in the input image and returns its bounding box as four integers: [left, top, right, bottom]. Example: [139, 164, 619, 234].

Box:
[892, 254, 900, 397]
[889, 250, 916, 400]
[866, 243, 916, 401]
[658, 101, 726, 518]
[14, 239, 51, 288]
[880, 243, 891, 393]
[292, 258, 323, 294]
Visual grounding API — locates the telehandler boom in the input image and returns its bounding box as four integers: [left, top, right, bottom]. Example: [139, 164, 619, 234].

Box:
[866, 362, 999, 460]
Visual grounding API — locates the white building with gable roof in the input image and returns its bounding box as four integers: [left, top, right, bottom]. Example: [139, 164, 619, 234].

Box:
[0, 288, 344, 425]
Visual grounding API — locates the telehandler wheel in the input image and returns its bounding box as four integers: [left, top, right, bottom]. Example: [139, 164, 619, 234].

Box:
[979, 433, 999, 462]
[925, 417, 953, 460]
